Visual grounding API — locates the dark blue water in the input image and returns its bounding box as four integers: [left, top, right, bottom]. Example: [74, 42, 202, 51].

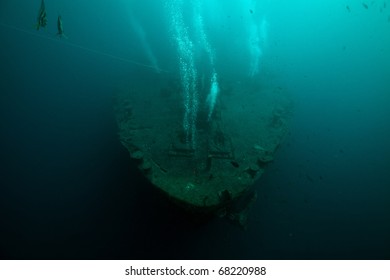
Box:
[1, 0, 389, 259]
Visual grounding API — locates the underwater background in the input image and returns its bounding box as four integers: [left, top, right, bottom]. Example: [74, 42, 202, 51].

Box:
[0, 0, 389, 259]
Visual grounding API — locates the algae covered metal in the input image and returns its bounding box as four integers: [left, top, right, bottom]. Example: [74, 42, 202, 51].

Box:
[115, 79, 292, 215]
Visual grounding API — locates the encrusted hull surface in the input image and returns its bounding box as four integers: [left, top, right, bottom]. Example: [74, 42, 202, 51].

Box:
[115, 79, 292, 213]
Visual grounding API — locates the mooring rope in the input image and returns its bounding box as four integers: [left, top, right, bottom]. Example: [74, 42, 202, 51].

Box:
[0, 21, 169, 73]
